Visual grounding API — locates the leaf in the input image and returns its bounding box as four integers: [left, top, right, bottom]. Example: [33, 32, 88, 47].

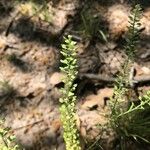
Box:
[99, 30, 107, 42]
[61, 44, 67, 49]
[60, 59, 68, 65]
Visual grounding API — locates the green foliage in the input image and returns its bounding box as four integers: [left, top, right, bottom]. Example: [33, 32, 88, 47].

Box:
[80, 12, 99, 39]
[59, 35, 81, 150]
[110, 3, 143, 121]
[125, 4, 142, 61]
[0, 120, 20, 150]
[80, 12, 107, 42]
[108, 4, 150, 149]
[74, 2, 105, 41]
[110, 91, 150, 149]
[18, 0, 52, 22]
[117, 92, 150, 118]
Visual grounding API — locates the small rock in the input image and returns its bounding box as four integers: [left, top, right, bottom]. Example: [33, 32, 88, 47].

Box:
[0, 36, 6, 49]
[51, 119, 61, 133]
[81, 94, 104, 110]
[106, 4, 130, 39]
[81, 88, 113, 110]
[107, 41, 117, 50]
[141, 66, 150, 74]
[57, 143, 66, 150]
[80, 126, 87, 137]
[141, 8, 150, 36]
[135, 64, 150, 76]
[50, 72, 65, 86]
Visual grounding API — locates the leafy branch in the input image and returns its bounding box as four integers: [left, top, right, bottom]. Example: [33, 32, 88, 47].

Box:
[125, 4, 142, 60]
[108, 4, 150, 149]
[59, 35, 81, 150]
[0, 120, 20, 150]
